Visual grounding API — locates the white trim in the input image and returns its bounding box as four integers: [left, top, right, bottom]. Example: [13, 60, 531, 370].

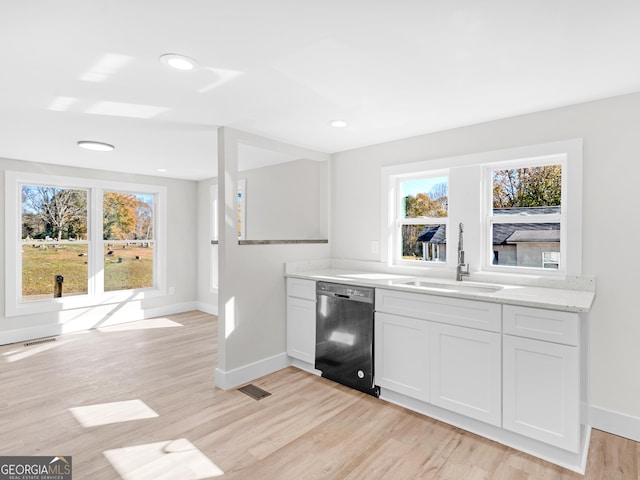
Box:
[289, 357, 322, 376]
[195, 301, 218, 316]
[590, 405, 640, 443]
[0, 301, 199, 346]
[380, 388, 591, 474]
[214, 352, 289, 390]
[210, 184, 219, 291]
[380, 138, 582, 278]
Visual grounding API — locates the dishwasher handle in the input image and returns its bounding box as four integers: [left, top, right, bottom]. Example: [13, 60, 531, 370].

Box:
[316, 282, 374, 304]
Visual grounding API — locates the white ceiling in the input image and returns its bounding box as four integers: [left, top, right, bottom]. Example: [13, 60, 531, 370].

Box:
[1, 1, 639, 180]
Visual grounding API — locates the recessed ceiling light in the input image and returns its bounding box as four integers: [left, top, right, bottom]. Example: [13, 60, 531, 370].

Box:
[330, 120, 348, 128]
[159, 53, 200, 71]
[77, 140, 115, 152]
[157, 168, 168, 172]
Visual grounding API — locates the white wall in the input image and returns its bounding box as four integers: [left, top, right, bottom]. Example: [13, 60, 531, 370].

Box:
[0, 157, 199, 343]
[243, 159, 328, 241]
[330, 92, 640, 434]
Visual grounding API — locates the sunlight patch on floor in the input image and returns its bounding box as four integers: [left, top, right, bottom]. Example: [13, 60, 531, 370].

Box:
[3, 338, 75, 363]
[104, 439, 224, 480]
[98, 318, 183, 332]
[69, 399, 159, 427]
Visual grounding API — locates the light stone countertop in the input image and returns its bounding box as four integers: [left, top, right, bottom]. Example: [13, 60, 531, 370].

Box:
[285, 268, 595, 313]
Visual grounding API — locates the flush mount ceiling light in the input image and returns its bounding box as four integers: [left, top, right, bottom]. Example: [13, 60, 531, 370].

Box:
[330, 120, 348, 128]
[159, 53, 200, 71]
[77, 140, 115, 152]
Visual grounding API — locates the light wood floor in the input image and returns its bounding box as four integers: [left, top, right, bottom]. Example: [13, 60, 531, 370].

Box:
[1, 311, 638, 479]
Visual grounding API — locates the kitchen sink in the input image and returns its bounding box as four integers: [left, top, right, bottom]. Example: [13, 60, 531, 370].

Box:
[397, 280, 504, 294]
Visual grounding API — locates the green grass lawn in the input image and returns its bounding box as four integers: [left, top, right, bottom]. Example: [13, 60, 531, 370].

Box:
[21, 243, 153, 301]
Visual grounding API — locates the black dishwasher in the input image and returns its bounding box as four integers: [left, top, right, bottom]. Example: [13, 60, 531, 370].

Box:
[315, 281, 379, 397]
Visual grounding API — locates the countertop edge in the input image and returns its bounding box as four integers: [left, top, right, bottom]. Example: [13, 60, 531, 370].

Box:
[285, 270, 595, 313]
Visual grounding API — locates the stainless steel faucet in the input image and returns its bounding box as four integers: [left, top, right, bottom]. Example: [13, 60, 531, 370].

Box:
[456, 222, 470, 281]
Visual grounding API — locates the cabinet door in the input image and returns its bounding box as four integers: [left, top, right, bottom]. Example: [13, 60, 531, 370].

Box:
[374, 312, 430, 402]
[430, 323, 501, 426]
[503, 335, 580, 452]
[286, 297, 316, 364]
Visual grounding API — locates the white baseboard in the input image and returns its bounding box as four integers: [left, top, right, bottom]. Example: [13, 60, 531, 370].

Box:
[290, 357, 322, 376]
[195, 301, 218, 316]
[0, 301, 199, 346]
[381, 388, 589, 474]
[590, 405, 640, 442]
[0, 324, 65, 346]
[214, 352, 290, 390]
[142, 301, 200, 319]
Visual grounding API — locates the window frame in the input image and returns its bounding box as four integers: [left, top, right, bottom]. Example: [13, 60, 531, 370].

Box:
[483, 154, 568, 275]
[210, 184, 219, 292]
[237, 178, 246, 240]
[210, 178, 245, 292]
[380, 139, 583, 277]
[5, 171, 167, 317]
[382, 169, 450, 268]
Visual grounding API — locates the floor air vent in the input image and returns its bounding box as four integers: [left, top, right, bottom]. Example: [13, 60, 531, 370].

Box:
[238, 384, 271, 401]
[24, 337, 57, 347]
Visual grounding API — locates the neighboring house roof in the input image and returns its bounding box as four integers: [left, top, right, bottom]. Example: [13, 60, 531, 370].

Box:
[506, 229, 560, 243]
[493, 206, 560, 244]
[416, 208, 561, 245]
[493, 222, 560, 244]
[417, 225, 446, 244]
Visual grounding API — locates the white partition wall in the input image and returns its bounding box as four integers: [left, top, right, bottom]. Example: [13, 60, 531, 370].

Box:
[214, 127, 330, 389]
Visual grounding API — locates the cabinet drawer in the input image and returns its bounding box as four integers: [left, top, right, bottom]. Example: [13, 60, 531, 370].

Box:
[503, 305, 579, 346]
[376, 288, 501, 332]
[286, 278, 316, 301]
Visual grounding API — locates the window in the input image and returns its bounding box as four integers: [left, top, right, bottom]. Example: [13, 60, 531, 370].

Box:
[21, 185, 89, 302]
[237, 179, 246, 240]
[6, 172, 166, 316]
[381, 139, 582, 276]
[393, 174, 448, 265]
[542, 251, 560, 269]
[210, 179, 245, 290]
[487, 159, 565, 273]
[103, 191, 154, 291]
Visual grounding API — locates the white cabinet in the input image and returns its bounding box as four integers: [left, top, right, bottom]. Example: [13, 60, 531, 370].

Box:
[284, 279, 589, 470]
[374, 312, 430, 402]
[375, 289, 501, 411]
[286, 278, 316, 364]
[430, 322, 501, 426]
[502, 306, 581, 453]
